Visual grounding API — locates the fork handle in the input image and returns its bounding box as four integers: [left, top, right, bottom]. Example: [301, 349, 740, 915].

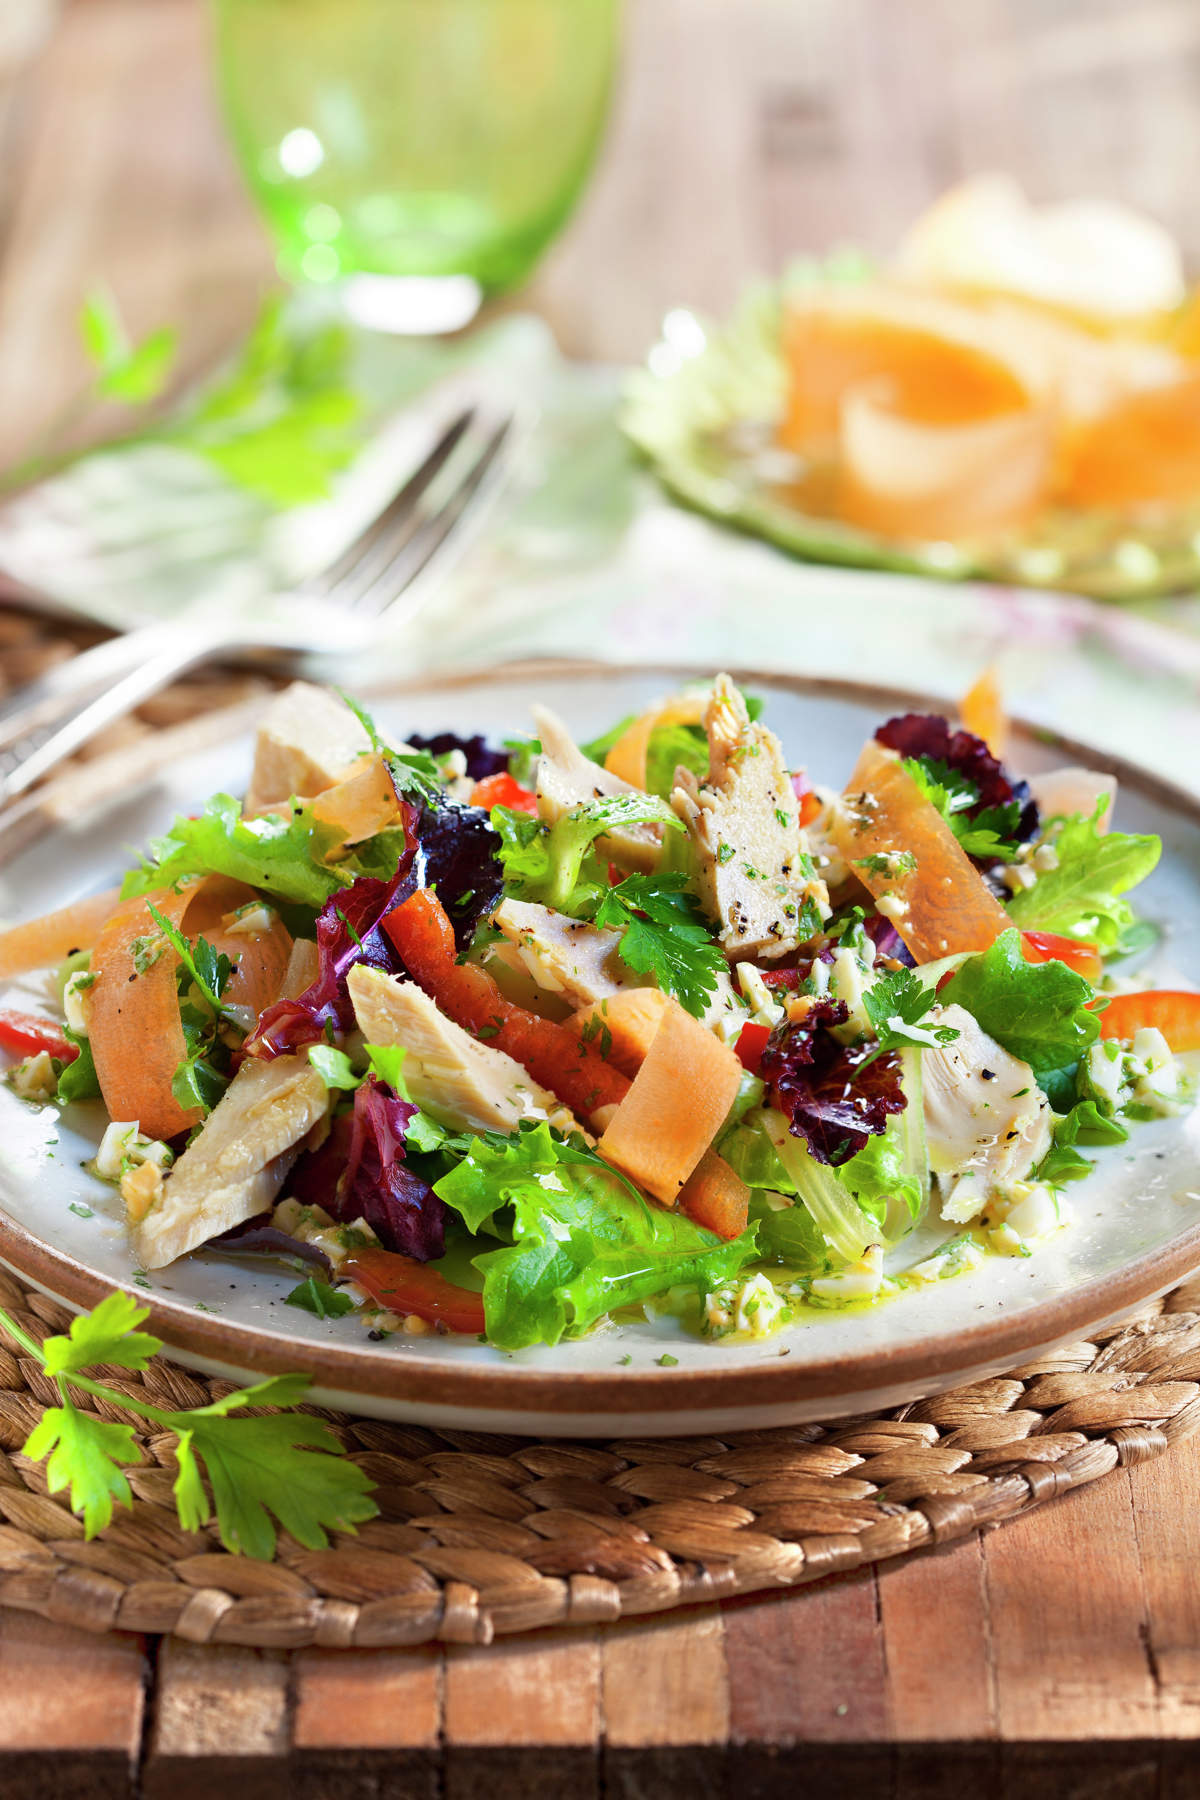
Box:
[0, 621, 234, 808]
[0, 621, 187, 750]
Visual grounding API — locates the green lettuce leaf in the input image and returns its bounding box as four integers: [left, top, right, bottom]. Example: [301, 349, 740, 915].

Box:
[121, 793, 349, 910]
[748, 1193, 827, 1272]
[940, 928, 1100, 1110]
[645, 722, 709, 799]
[434, 1122, 758, 1349]
[1007, 812, 1160, 949]
[845, 1126, 923, 1232]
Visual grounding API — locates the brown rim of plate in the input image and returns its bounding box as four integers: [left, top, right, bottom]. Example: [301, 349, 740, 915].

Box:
[1, 657, 1198, 1416]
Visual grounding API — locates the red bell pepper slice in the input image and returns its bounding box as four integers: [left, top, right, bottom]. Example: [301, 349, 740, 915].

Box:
[790, 771, 821, 829]
[735, 1021, 771, 1075]
[1021, 930, 1103, 982]
[341, 1247, 487, 1336]
[1098, 991, 1200, 1052]
[0, 1010, 77, 1062]
[471, 772, 538, 815]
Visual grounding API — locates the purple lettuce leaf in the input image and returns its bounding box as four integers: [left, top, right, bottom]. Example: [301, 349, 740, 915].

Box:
[245, 865, 413, 1059]
[413, 800, 503, 952]
[407, 731, 508, 781]
[288, 1081, 447, 1261]
[761, 997, 906, 1166]
[876, 712, 1038, 843]
[209, 1217, 333, 1277]
[863, 912, 915, 967]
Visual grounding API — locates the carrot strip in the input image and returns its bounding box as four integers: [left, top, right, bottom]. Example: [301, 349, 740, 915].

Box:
[89, 885, 204, 1140]
[604, 695, 707, 791]
[960, 668, 1008, 759]
[0, 887, 121, 980]
[1099, 991, 1200, 1052]
[566, 989, 670, 1079]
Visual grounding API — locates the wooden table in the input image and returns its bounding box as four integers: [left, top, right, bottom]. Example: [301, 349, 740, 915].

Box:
[3, 3, 1200, 1793]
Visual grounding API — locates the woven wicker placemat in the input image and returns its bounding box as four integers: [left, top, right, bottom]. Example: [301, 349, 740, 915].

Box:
[1, 1267, 1200, 1650]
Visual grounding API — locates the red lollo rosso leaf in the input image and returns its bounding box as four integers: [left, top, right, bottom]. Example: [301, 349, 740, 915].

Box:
[289, 1078, 447, 1262]
[760, 997, 906, 1166]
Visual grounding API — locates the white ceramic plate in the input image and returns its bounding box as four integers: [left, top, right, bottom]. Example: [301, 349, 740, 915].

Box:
[0, 663, 1198, 1437]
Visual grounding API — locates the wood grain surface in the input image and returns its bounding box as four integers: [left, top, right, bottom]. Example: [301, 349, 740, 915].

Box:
[1, 2, 1199, 1795]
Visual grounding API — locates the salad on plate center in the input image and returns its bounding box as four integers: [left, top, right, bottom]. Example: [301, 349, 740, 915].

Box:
[0, 673, 1189, 1351]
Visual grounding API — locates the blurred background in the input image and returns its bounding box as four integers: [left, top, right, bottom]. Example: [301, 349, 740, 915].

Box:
[2, 0, 1200, 464]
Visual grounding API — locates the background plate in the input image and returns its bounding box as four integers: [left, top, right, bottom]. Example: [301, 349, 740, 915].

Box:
[0, 662, 1198, 1436]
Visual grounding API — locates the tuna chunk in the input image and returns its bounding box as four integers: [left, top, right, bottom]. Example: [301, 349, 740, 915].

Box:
[922, 1003, 1052, 1222]
[494, 899, 636, 1009]
[348, 965, 576, 1135]
[246, 682, 376, 814]
[133, 1055, 330, 1268]
[532, 706, 661, 874]
[672, 675, 829, 962]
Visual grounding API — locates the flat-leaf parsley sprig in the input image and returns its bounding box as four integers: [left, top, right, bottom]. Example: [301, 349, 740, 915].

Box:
[4, 1292, 377, 1559]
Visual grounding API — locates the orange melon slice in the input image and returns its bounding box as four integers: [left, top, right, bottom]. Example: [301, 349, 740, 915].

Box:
[1062, 372, 1200, 508]
[780, 296, 1031, 453]
[597, 998, 742, 1204]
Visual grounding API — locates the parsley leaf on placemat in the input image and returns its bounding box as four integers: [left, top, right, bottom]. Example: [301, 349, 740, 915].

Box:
[3, 1290, 377, 1557]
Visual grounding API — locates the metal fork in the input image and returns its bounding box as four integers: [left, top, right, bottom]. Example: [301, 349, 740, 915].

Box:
[0, 404, 516, 808]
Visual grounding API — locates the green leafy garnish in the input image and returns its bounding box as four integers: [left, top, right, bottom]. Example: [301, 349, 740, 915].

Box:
[145, 906, 234, 1016]
[6, 293, 362, 505]
[6, 1291, 376, 1555]
[490, 805, 550, 886]
[434, 1122, 757, 1349]
[1007, 808, 1161, 950]
[1055, 1097, 1130, 1147]
[862, 967, 960, 1062]
[594, 872, 726, 1017]
[903, 757, 1023, 861]
[285, 1277, 355, 1320]
[80, 288, 177, 404]
[940, 928, 1100, 1110]
[495, 792, 680, 917]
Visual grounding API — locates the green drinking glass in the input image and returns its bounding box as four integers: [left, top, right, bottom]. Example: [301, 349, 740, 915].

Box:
[212, 0, 620, 331]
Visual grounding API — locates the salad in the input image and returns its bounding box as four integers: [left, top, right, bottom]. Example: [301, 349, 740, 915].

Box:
[0, 673, 1193, 1352]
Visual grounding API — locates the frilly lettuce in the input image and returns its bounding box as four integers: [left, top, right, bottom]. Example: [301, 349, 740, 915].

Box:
[122, 793, 348, 910]
[433, 1122, 758, 1349]
[1007, 810, 1160, 949]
